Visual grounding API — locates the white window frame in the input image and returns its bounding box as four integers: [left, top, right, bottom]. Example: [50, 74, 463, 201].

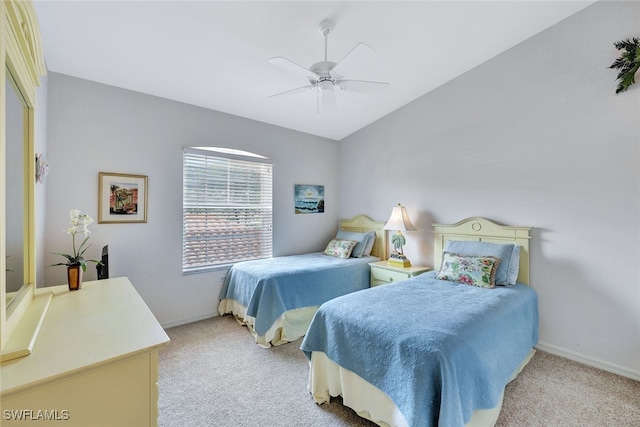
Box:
[182, 147, 273, 274]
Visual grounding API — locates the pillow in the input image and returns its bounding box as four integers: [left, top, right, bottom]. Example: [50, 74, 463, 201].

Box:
[362, 232, 377, 257]
[443, 240, 519, 286]
[324, 239, 358, 259]
[436, 252, 500, 288]
[507, 245, 521, 285]
[335, 230, 373, 258]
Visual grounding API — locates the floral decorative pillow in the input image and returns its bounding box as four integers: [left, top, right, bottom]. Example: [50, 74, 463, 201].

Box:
[444, 240, 517, 286]
[324, 239, 358, 259]
[436, 252, 501, 288]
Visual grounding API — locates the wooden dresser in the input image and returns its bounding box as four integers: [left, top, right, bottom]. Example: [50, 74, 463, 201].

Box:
[0, 277, 169, 426]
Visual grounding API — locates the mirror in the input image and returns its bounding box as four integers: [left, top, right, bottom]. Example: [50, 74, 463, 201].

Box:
[1, 0, 46, 358]
[5, 70, 26, 309]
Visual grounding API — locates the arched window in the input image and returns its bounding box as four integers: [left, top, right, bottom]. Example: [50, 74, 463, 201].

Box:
[182, 147, 273, 273]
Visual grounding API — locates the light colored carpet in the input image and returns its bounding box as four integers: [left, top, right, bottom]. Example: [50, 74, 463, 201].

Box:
[158, 316, 640, 427]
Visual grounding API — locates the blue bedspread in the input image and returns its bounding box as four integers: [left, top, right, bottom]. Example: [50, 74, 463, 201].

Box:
[219, 252, 378, 336]
[300, 271, 539, 427]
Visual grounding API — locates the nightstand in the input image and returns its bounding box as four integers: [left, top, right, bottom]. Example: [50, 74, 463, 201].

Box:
[369, 261, 431, 287]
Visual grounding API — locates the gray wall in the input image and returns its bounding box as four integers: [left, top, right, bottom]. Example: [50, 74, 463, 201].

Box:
[43, 73, 339, 327]
[338, 1, 639, 379]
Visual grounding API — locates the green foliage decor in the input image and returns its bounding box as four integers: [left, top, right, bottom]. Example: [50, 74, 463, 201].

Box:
[609, 37, 640, 94]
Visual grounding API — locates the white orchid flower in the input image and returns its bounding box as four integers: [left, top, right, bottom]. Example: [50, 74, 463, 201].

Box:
[52, 209, 101, 272]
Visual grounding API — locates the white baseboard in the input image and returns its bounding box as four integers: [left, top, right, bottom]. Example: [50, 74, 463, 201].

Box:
[161, 312, 218, 329]
[535, 341, 640, 382]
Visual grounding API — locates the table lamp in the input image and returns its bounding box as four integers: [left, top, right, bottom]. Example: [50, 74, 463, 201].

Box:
[383, 203, 417, 267]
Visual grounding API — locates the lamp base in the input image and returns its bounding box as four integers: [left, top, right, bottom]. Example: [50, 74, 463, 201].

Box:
[387, 254, 411, 268]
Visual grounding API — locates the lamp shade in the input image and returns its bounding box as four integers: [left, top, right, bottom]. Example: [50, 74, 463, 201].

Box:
[383, 204, 416, 231]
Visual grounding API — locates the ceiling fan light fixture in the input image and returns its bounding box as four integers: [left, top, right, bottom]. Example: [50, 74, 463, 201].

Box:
[318, 80, 333, 92]
[267, 19, 389, 112]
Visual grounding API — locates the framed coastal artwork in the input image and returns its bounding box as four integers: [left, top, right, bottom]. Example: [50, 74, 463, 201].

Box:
[98, 172, 148, 223]
[294, 184, 324, 214]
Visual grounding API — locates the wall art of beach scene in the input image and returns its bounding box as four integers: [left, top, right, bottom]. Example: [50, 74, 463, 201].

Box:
[294, 184, 324, 214]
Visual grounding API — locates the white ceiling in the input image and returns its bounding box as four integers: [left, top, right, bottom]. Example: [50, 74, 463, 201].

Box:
[33, 1, 594, 141]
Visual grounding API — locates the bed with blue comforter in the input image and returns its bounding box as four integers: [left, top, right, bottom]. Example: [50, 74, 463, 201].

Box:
[218, 252, 379, 347]
[300, 270, 539, 427]
[218, 214, 386, 347]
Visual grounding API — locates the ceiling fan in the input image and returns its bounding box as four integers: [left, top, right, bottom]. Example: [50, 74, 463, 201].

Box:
[268, 19, 390, 113]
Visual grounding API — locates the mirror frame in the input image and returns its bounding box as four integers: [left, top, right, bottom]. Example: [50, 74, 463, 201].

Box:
[1, 0, 45, 353]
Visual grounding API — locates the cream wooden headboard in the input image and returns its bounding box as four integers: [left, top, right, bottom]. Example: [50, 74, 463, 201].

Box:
[340, 215, 388, 261]
[432, 217, 531, 285]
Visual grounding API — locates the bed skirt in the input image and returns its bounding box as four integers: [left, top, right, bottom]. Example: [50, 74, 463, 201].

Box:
[308, 349, 536, 427]
[218, 299, 318, 348]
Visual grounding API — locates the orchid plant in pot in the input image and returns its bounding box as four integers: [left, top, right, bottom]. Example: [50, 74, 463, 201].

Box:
[51, 209, 102, 290]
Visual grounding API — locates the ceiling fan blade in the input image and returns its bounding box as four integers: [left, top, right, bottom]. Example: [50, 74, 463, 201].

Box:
[331, 42, 378, 78]
[338, 79, 390, 94]
[268, 57, 318, 79]
[268, 85, 314, 98]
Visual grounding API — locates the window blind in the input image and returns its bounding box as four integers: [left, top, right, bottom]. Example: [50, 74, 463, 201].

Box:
[182, 148, 273, 273]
